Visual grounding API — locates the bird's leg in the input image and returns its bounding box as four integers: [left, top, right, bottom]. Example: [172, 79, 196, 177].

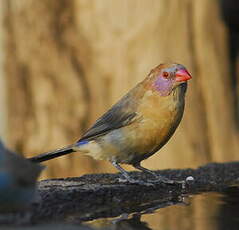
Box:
[111, 161, 153, 186]
[111, 161, 133, 182]
[133, 163, 175, 184]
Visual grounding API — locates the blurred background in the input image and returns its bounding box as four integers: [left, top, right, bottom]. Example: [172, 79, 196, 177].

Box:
[0, 0, 238, 180]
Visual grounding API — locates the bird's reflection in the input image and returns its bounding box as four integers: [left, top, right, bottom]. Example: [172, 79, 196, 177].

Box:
[105, 214, 152, 230]
[86, 197, 188, 230]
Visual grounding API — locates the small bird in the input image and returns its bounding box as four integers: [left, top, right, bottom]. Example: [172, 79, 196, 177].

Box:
[29, 63, 192, 184]
[0, 140, 43, 212]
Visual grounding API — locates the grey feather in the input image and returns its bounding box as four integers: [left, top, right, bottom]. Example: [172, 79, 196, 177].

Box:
[78, 85, 144, 142]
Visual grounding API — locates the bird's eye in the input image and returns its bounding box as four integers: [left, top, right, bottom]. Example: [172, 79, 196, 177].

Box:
[162, 71, 169, 78]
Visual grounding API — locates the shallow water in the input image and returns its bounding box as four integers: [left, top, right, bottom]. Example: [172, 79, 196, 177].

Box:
[2, 186, 239, 229]
[84, 186, 239, 230]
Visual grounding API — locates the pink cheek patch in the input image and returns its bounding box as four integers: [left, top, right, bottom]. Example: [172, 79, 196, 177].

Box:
[153, 77, 174, 96]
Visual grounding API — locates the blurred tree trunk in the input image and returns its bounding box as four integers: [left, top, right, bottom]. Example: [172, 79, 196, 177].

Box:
[0, 6, 8, 140]
[1, 0, 238, 179]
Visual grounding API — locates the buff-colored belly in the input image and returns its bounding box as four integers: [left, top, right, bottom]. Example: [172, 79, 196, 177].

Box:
[77, 90, 184, 164]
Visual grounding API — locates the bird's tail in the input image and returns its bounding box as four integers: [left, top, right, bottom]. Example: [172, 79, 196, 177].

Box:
[28, 144, 75, 163]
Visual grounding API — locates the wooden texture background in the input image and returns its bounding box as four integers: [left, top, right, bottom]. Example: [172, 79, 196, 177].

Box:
[0, 0, 238, 180]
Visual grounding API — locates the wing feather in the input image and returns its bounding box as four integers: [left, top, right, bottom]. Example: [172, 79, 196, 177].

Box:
[78, 85, 145, 141]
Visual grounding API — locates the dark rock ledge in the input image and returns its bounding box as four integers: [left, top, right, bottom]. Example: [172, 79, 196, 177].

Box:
[33, 162, 239, 223]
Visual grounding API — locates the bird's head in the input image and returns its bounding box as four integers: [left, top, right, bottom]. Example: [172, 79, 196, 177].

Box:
[149, 63, 192, 96]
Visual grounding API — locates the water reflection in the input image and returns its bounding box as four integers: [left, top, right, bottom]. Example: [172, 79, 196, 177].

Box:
[85, 186, 239, 230]
[218, 186, 239, 230]
[111, 214, 152, 230]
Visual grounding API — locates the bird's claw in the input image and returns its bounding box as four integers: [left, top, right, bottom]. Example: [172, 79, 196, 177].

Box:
[147, 175, 175, 184]
[148, 177, 186, 187]
[148, 178, 175, 185]
[118, 177, 154, 186]
[117, 174, 187, 187]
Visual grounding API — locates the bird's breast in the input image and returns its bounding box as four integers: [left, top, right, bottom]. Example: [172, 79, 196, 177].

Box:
[128, 88, 185, 155]
[79, 86, 186, 164]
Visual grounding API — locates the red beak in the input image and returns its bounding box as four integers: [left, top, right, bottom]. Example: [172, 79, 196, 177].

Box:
[175, 69, 192, 82]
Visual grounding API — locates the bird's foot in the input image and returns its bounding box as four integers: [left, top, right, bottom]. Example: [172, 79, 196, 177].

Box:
[147, 174, 174, 184]
[132, 165, 184, 185]
[148, 175, 186, 186]
[118, 177, 154, 186]
[149, 177, 187, 190]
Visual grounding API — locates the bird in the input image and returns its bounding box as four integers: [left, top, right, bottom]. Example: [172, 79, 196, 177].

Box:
[0, 140, 44, 212]
[29, 63, 192, 184]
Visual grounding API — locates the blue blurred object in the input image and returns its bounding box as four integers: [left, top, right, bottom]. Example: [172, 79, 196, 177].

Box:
[0, 140, 44, 212]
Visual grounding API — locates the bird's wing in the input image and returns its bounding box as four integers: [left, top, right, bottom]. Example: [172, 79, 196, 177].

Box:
[78, 87, 144, 141]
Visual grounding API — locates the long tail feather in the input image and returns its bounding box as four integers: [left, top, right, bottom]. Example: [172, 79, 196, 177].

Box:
[28, 145, 75, 163]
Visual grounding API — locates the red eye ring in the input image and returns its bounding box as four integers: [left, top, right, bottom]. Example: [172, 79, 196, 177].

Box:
[162, 71, 169, 78]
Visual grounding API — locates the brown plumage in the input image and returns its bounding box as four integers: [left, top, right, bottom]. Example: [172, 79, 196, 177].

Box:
[29, 63, 192, 184]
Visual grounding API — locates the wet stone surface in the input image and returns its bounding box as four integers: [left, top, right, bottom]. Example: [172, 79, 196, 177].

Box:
[31, 161, 239, 224]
